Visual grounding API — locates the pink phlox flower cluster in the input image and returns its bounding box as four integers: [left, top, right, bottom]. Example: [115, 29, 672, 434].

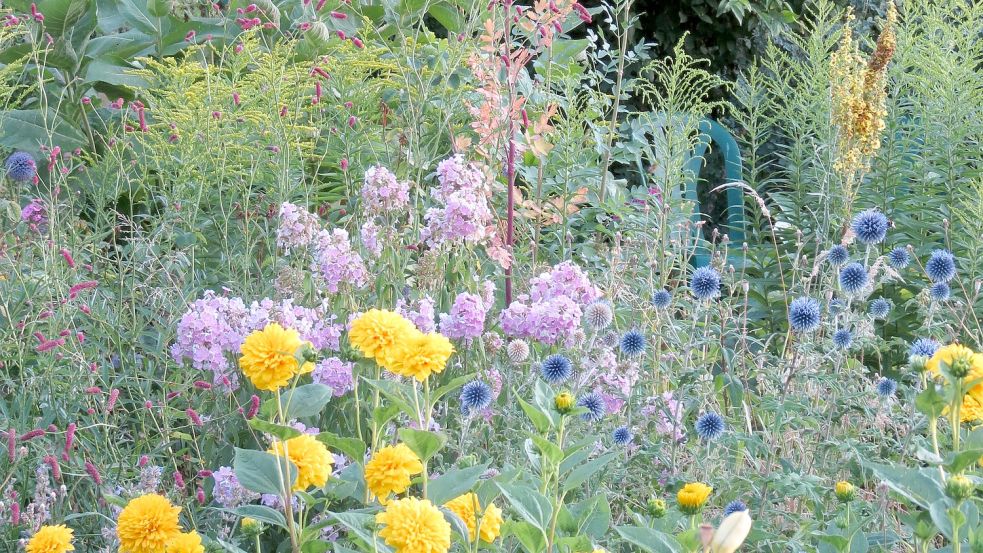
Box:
[170, 291, 250, 388]
[277, 202, 321, 253]
[421, 155, 492, 245]
[499, 294, 582, 347]
[396, 296, 436, 333]
[312, 228, 368, 293]
[361, 166, 410, 214]
[311, 356, 354, 397]
[642, 391, 685, 442]
[360, 219, 383, 258]
[439, 282, 495, 341]
[529, 260, 601, 305]
[246, 298, 342, 351]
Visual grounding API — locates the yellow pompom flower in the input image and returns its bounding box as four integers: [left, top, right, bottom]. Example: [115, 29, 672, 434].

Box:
[926, 344, 983, 423]
[239, 323, 308, 391]
[364, 443, 424, 502]
[387, 331, 454, 381]
[26, 525, 75, 553]
[677, 482, 713, 515]
[268, 433, 333, 491]
[165, 531, 204, 553]
[349, 309, 417, 367]
[443, 493, 503, 543]
[376, 497, 451, 553]
[117, 494, 183, 553]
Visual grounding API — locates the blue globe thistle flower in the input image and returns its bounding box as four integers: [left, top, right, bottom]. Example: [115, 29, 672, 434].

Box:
[577, 392, 605, 422]
[619, 330, 647, 356]
[909, 338, 940, 360]
[695, 412, 725, 441]
[929, 282, 950, 302]
[540, 354, 573, 384]
[723, 500, 748, 517]
[4, 151, 36, 182]
[851, 209, 889, 245]
[839, 262, 869, 295]
[460, 380, 492, 411]
[690, 266, 722, 300]
[652, 289, 672, 309]
[925, 249, 956, 283]
[887, 247, 910, 269]
[827, 245, 849, 266]
[876, 377, 897, 397]
[832, 328, 853, 350]
[869, 298, 891, 319]
[788, 297, 822, 332]
[612, 426, 633, 446]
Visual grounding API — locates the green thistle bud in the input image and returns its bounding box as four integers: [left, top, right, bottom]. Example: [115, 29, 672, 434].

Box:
[945, 475, 976, 502]
[910, 355, 929, 373]
[647, 497, 667, 518]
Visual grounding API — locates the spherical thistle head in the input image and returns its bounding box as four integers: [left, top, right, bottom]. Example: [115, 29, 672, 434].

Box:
[584, 302, 613, 330]
[540, 354, 573, 384]
[851, 209, 889, 245]
[887, 247, 910, 269]
[832, 328, 853, 350]
[5, 151, 37, 182]
[838, 263, 869, 295]
[695, 412, 725, 441]
[577, 392, 605, 422]
[460, 380, 492, 412]
[554, 391, 575, 414]
[619, 330, 647, 357]
[834, 481, 856, 503]
[723, 500, 748, 517]
[506, 339, 530, 363]
[690, 266, 722, 300]
[788, 297, 822, 333]
[868, 298, 891, 319]
[925, 249, 956, 283]
[652, 289, 672, 309]
[929, 282, 950, 302]
[909, 338, 941, 361]
[612, 425, 633, 446]
[827, 245, 849, 266]
[875, 377, 897, 397]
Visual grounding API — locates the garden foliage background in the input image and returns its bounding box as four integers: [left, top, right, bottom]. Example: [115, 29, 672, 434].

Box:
[0, 0, 981, 551]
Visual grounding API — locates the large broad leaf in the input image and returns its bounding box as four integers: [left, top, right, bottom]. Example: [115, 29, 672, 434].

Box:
[315, 431, 366, 461]
[84, 58, 148, 88]
[428, 464, 488, 505]
[229, 504, 287, 529]
[397, 428, 446, 462]
[562, 452, 617, 492]
[272, 383, 334, 419]
[247, 419, 302, 441]
[0, 109, 87, 156]
[496, 483, 553, 531]
[233, 447, 297, 495]
[615, 525, 684, 553]
[863, 461, 945, 510]
[328, 510, 392, 553]
[38, 0, 93, 38]
[507, 521, 547, 553]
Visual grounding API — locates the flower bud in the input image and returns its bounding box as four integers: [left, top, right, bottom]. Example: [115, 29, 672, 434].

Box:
[834, 481, 856, 503]
[554, 392, 574, 414]
[710, 510, 753, 553]
[945, 475, 975, 502]
[646, 497, 667, 518]
[241, 517, 263, 537]
[910, 355, 928, 373]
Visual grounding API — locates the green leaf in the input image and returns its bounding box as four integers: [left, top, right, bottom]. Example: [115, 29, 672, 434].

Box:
[518, 397, 552, 433]
[362, 378, 416, 419]
[915, 385, 947, 418]
[562, 452, 617, 492]
[615, 525, 684, 553]
[863, 462, 945, 510]
[0, 109, 87, 156]
[315, 431, 366, 461]
[945, 448, 983, 474]
[229, 505, 287, 529]
[428, 464, 488, 505]
[529, 434, 563, 466]
[507, 521, 547, 553]
[328, 510, 392, 553]
[280, 383, 334, 419]
[233, 448, 297, 495]
[496, 483, 552, 531]
[430, 374, 474, 404]
[397, 428, 446, 462]
[247, 419, 302, 440]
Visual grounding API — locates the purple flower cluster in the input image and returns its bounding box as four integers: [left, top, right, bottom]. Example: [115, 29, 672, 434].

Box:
[360, 219, 383, 257]
[311, 357, 354, 397]
[212, 466, 258, 507]
[641, 392, 685, 442]
[439, 282, 495, 341]
[422, 155, 492, 245]
[170, 291, 251, 389]
[500, 261, 600, 346]
[313, 229, 369, 293]
[277, 202, 322, 253]
[21, 199, 47, 232]
[362, 166, 410, 214]
[396, 296, 436, 333]
[172, 292, 343, 390]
